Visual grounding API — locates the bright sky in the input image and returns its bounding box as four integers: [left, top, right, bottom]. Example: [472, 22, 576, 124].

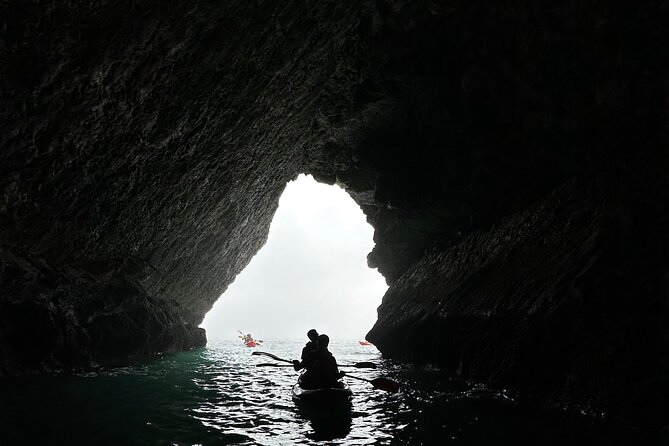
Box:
[202, 174, 388, 341]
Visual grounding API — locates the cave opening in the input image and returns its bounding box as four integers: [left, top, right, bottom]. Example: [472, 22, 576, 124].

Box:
[201, 174, 387, 341]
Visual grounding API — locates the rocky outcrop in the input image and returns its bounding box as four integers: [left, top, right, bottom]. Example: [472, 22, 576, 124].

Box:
[0, 249, 206, 374]
[367, 165, 668, 430]
[0, 0, 666, 434]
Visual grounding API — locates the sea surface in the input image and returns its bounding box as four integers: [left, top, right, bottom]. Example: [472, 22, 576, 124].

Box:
[0, 339, 641, 445]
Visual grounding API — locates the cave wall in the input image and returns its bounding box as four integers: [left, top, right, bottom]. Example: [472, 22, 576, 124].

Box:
[367, 166, 668, 429]
[1, 0, 667, 432]
[1, 0, 371, 373]
[330, 0, 668, 429]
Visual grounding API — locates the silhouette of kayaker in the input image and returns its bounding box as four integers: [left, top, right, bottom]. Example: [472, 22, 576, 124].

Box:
[293, 329, 318, 369]
[293, 334, 344, 389]
[299, 329, 319, 361]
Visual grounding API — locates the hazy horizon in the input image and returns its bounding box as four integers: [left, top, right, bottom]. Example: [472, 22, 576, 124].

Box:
[202, 174, 388, 342]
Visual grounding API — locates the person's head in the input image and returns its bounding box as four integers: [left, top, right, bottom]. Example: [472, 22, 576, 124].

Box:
[307, 329, 318, 342]
[317, 334, 329, 350]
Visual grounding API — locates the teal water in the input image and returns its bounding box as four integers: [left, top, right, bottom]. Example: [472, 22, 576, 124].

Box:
[0, 340, 639, 445]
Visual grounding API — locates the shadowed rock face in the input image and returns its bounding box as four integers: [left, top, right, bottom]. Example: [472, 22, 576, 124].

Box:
[0, 0, 666, 432]
[367, 167, 668, 429]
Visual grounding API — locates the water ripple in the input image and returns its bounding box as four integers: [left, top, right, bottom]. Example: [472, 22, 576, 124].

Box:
[0, 339, 643, 445]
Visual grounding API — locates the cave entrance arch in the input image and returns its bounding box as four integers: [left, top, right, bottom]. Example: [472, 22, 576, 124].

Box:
[201, 174, 387, 341]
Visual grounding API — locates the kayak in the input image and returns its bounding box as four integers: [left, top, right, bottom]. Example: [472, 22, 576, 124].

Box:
[292, 381, 353, 407]
[239, 332, 262, 347]
[359, 341, 371, 346]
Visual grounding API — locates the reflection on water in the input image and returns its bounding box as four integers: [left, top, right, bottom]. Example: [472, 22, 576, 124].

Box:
[298, 406, 353, 442]
[0, 340, 645, 445]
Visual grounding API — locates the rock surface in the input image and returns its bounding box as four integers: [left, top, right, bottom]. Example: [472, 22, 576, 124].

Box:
[0, 0, 666, 433]
[367, 165, 668, 429]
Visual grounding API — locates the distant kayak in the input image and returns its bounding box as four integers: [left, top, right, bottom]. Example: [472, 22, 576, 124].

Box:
[239, 331, 262, 347]
[292, 381, 352, 407]
[359, 341, 371, 346]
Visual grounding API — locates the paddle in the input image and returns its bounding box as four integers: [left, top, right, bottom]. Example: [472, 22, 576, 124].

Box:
[251, 351, 292, 364]
[252, 351, 399, 393]
[255, 362, 377, 370]
[346, 361, 376, 369]
[251, 351, 377, 369]
[345, 374, 400, 393]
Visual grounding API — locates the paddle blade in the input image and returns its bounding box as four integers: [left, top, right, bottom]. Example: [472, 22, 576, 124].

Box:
[250, 351, 293, 364]
[370, 378, 400, 393]
[353, 362, 377, 369]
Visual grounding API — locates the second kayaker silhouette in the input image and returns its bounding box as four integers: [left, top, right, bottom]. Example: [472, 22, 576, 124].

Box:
[293, 333, 346, 389]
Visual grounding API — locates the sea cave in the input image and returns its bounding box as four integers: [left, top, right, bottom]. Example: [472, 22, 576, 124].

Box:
[0, 1, 667, 444]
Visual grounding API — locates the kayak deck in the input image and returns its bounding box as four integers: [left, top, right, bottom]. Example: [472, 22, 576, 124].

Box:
[292, 381, 353, 407]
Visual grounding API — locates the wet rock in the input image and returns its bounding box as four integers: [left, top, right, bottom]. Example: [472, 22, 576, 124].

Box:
[367, 166, 668, 430]
[0, 249, 206, 375]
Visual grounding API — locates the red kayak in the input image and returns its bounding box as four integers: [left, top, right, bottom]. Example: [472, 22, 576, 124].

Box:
[246, 341, 258, 347]
[359, 341, 371, 346]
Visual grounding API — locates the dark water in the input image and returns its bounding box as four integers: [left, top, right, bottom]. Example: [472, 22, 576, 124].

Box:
[0, 340, 642, 445]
